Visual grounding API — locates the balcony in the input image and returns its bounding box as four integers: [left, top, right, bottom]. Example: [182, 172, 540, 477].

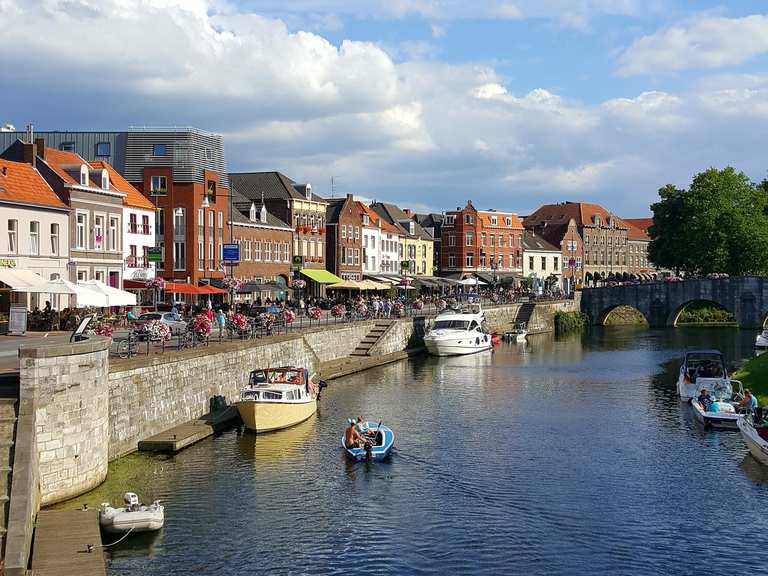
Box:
[127, 223, 152, 235]
[125, 256, 150, 269]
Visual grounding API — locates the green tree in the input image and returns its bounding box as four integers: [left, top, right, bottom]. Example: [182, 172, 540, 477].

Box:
[648, 168, 768, 276]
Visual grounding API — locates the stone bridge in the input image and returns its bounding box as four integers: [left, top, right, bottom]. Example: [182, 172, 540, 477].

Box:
[580, 276, 768, 328]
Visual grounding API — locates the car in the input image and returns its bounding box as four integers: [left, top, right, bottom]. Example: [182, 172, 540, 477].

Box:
[132, 312, 188, 337]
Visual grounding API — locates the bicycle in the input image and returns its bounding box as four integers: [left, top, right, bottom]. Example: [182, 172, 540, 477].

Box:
[116, 330, 141, 359]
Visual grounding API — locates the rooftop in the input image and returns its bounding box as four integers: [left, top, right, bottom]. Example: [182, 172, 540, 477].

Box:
[0, 158, 68, 209]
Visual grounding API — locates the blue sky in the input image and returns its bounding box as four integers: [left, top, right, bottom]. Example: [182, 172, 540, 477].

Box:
[2, 0, 768, 216]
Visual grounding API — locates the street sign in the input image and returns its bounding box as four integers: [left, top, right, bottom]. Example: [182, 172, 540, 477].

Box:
[568, 258, 576, 268]
[292, 255, 304, 269]
[222, 243, 240, 262]
[400, 260, 409, 271]
[147, 248, 162, 262]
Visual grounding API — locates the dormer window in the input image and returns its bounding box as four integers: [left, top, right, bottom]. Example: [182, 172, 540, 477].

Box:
[260, 204, 267, 223]
[491, 216, 497, 226]
[305, 183, 312, 200]
[362, 214, 370, 226]
[101, 169, 109, 190]
[593, 215, 601, 226]
[505, 217, 511, 226]
[80, 165, 89, 186]
[409, 222, 415, 235]
[249, 203, 257, 222]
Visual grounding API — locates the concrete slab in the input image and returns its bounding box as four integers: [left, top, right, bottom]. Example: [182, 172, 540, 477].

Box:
[32, 508, 106, 576]
[137, 406, 240, 453]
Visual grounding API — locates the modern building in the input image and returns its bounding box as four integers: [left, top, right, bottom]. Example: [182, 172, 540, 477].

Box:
[370, 202, 434, 276]
[0, 155, 70, 311]
[357, 201, 401, 276]
[623, 218, 653, 276]
[521, 231, 562, 289]
[325, 194, 363, 281]
[0, 127, 231, 288]
[524, 202, 630, 286]
[229, 190, 293, 300]
[440, 201, 524, 283]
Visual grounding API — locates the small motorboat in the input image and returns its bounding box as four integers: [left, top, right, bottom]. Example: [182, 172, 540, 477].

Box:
[342, 421, 394, 462]
[503, 322, 528, 342]
[689, 377, 745, 430]
[738, 408, 768, 466]
[99, 492, 164, 533]
[756, 330, 768, 352]
[677, 349, 733, 401]
[424, 303, 492, 356]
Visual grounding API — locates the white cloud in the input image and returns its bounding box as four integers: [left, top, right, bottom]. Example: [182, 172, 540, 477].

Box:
[504, 161, 617, 192]
[430, 24, 446, 38]
[619, 15, 768, 76]
[494, 3, 522, 19]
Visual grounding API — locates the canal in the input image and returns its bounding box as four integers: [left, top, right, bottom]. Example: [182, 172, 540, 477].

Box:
[68, 326, 768, 575]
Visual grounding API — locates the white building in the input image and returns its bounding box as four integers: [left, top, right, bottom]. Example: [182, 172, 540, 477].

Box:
[522, 231, 562, 289]
[357, 201, 401, 275]
[91, 162, 157, 285]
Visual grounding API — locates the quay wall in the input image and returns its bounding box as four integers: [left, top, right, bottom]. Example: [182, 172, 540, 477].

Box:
[19, 300, 577, 505]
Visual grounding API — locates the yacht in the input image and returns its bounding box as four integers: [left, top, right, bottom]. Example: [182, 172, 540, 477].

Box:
[677, 349, 733, 401]
[755, 329, 768, 352]
[738, 409, 768, 465]
[504, 322, 528, 342]
[236, 367, 325, 433]
[424, 303, 492, 357]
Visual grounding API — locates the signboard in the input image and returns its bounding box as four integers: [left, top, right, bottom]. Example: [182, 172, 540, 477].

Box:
[400, 260, 409, 271]
[0, 259, 17, 268]
[292, 255, 304, 270]
[8, 306, 27, 336]
[70, 315, 94, 343]
[147, 248, 163, 262]
[568, 258, 576, 268]
[222, 243, 240, 262]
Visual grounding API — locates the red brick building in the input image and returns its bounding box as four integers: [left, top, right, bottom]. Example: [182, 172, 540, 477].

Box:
[440, 201, 524, 282]
[623, 218, 652, 276]
[326, 194, 363, 281]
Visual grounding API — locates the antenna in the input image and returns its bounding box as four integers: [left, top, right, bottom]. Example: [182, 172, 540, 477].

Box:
[330, 176, 337, 198]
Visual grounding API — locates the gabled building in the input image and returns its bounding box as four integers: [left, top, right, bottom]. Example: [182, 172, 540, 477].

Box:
[412, 213, 443, 275]
[623, 218, 652, 276]
[325, 194, 363, 281]
[440, 201, 524, 283]
[357, 201, 402, 276]
[522, 230, 562, 289]
[0, 155, 70, 310]
[370, 202, 434, 276]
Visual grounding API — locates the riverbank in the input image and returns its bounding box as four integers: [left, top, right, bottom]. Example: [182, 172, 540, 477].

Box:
[733, 353, 768, 404]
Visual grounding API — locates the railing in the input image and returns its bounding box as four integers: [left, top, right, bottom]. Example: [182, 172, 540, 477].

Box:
[127, 223, 152, 235]
[125, 256, 150, 268]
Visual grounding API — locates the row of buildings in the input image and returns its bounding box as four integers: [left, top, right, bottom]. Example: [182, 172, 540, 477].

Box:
[0, 126, 654, 309]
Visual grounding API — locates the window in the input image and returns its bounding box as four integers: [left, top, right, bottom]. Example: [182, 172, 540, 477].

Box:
[205, 147, 213, 161]
[541, 256, 546, 271]
[208, 239, 214, 268]
[465, 253, 474, 267]
[448, 235, 456, 247]
[80, 165, 88, 186]
[93, 215, 104, 249]
[265, 241, 272, 261]
[448, 254, 456, 268]
[108, 217, 118, 250]
[128, 213, 137, 234]
[150, 175, 167, 194]
[7, 220, 17, 253]
[60, 142, 75, 152]
[174, 241, 185, 270]
[554, 257, 559, 271]
[76, 213, 87, 249]
[274, 241, 280, 262]
[142, 214, 150, 235]
[207, 180, 217, 203]
[152, 143, 167, 157]
[362, 214, 369, 226]
[244, 240, 252, 261]
[173, 209, 185, 236]
[465, 214, 474, 224]
[95, 142, 111, 157]
[50, 223, 59, 255]
[505, 217, 511, 226]
[77, 270, 87, 281]
[491, 216, 497, 226]
[157, 208, 165, 237]
[490, 235, 495, 248]
[301, 239, 307, 257]
[284, 242, 290, 263]
[129, 245, 137, 267]
[355, 227, 360, 240]
[254, 240, 262, 261]
[100, 169, 109, 190]
[29, 221, 39, 255]
[465, 233, 473, 247]
[198, 240, 204, 270]
[341, 226, 346, 239]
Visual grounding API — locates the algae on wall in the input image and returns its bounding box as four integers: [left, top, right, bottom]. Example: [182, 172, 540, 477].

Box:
[554, 311, 588, 335]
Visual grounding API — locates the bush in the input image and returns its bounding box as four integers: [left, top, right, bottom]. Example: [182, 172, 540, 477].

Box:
[555, 311, 588, 335]
[677, 303, 735, 324]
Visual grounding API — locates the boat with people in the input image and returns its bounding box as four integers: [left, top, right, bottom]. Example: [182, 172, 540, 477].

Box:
[676, 349, 734, 402]
[236, 367, 326, 433]
[99, 492, 164, 533]
[503, 322, 528, 342]
[689, 379, 746, 430]
[755, 329, 768, 352]
[342, 419, 395, 461]
[738, 408, 768, 466]
[424, 303, 492, 356]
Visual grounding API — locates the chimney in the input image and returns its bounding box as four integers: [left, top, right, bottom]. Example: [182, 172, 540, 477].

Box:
[22, 142, 35, 168]
[346, 193, 353, 201]
[35, 138, 46, 161]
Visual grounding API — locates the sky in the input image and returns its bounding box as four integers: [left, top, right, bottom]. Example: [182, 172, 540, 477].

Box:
[2, 1, 768, 216]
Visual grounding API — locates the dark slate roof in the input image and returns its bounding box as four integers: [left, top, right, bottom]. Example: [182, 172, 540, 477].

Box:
[230, 188, 292, 229]
[325, 198, 346, 224]
[522, 231, 560, 252]
[370, 202, 433, 240]
[415, 213, 444, 228]
[229, 171, 326, 203]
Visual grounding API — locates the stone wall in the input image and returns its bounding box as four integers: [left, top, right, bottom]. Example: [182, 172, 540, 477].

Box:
[302, 322, 374, 362]
[19, 337, 110, 506]
[368, 317, 430, 356]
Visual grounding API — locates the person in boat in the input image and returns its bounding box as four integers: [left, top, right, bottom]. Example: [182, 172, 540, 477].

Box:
[345, 419, 365, 449]
[738, 389, 759, 413]
[697, 388, 712, 409]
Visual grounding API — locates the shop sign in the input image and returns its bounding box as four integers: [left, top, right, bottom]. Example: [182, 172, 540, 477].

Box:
[0, 259, 17, 268]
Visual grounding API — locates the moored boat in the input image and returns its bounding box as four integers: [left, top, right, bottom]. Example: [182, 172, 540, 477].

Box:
[756, 330, 768, 352]
[738, 409, 768, 466]
[342, 421, 395, 462]
[236, 367, 325, 433]
[676, 349, 733, 401]
[424, 303, 492, 357]
[503, 322, 528, 342]
[99, 492, 164, 533]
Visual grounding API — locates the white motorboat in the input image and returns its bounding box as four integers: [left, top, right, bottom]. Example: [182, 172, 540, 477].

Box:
[738, 410, 768, 466]
[504, 322, 528, 342]
[755, 330, 768, 351]
[689, 378, 744, 430]
[424, 303, 492, 357]
[676, 349, 733, 401]
[99, 492, 164, 533]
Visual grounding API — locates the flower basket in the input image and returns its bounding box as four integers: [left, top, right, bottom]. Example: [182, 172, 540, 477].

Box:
[283, 309, 295, 324]
[147, 320, 171, 342]
[309, 307, 322, 321]
[355, 303, 369, 317]
[490, 293, 500, 303]
[413, 300, 424, 310]
[261, 312, 275, 330]
[393, 302, 404, 317]
[222, 276, 244, 292]
[232, 313, 247, 331]
[319, 227, 326, 234]
[145, 277, 165, 290]
[399, 278, 413, 286]
[331, 304, 346, 318]
[192, 314, 212, 335]
[292, 279, 307, 289]
[436, 298, 447, 311]
[92, 322, 114, 338]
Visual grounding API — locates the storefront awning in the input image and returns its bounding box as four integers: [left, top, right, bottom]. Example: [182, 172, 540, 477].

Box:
[164, 282, 201, 294]
[0, 269, 46, 291]
[198, 284, 227, 295]
[300, 269, 343, 284]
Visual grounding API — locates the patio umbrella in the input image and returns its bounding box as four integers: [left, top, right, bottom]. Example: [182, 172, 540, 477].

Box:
[328, 280, 363, 290]
[25, 279, 109, 307]
[458, 277, 487, 286]
[81, 280, 137, 306]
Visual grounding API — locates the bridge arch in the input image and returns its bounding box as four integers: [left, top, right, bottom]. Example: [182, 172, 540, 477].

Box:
[667, 299, 737, 327]
[597, 304, 649, 326]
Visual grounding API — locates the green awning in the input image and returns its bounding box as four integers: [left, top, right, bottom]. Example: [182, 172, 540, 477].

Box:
[300, 269, 343, 284]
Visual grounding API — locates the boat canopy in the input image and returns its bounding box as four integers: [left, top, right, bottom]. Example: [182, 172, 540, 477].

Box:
[249, 367, 307, 386]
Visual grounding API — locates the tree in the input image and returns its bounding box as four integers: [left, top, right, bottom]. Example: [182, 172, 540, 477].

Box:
[648, 168, 768, 276]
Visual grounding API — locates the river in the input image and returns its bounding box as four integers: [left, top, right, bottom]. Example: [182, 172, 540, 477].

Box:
[66, 326, 768, 575]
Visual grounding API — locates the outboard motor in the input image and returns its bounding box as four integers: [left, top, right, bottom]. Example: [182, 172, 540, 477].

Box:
[123, 492, 139, 512]
[317, 380, 328, 401]
[755, 406, 764, 424]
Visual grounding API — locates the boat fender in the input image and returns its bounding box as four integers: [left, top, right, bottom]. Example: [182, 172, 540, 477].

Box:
[476, 337, 480, 345]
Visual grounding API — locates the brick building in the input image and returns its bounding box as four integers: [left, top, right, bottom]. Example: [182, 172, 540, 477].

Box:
[326, 194, 363, 281]
[623, 218, 652, 276]
[440, 201, 524, 282]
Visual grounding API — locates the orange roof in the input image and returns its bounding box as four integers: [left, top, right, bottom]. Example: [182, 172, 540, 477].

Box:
[90, 161, 155, 210]
[356, 201, 401, 234]
[0, 158, 68, 209]
[477, 210, 523, 230]
[524, 202, 628, 230]
[43, 147, 87, 185]
[624, 218, 652, 232]
[625, 221, 650, 241]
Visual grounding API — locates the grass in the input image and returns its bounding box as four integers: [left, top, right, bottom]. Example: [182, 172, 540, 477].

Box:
[554, 311, 587, 335]
[733, 353, 768, 405]
[677, 303, 736, 325]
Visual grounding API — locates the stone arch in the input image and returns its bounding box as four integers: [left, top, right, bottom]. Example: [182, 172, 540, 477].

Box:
[667, 299, 737, 327]
[597, 304, 649, 326]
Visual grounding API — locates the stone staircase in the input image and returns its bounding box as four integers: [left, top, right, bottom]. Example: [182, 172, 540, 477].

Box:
[0, 373, 19, 559]
[514, 302, 536, 328]
[350, 321, 393, 357]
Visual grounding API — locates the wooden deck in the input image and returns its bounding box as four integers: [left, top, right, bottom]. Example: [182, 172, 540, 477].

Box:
[138, 406, 240, 453]
[32, 509, 106, 576]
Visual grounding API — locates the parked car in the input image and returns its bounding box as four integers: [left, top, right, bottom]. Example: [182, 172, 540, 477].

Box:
[132, 312, 188, 337]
